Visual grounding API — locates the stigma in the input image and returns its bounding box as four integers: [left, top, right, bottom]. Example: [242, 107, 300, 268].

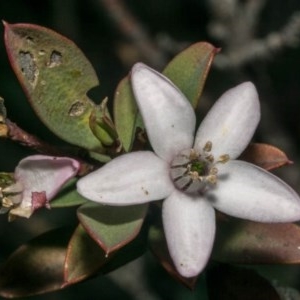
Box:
[170, 141, 229, 195]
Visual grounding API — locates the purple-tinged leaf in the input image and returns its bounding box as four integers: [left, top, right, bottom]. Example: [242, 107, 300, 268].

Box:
[213, 217, 300, 264]
[77, 202, 148, 255]
[240, 143, 292, 170]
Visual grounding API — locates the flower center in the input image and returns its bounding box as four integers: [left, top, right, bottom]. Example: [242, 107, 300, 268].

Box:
[170, 141, 229, 195]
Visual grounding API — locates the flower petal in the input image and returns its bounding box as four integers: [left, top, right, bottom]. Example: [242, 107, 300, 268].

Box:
[162, 190, 215, 277]
[12, 155, 80, 218]
[194, 82, 260, 159]
[77, 151, 174, 205]
[210, 160, 300, 222]
[131, 63, 195, 162]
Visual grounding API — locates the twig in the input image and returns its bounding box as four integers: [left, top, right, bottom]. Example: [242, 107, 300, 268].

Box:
[4, 119, 93, 176]
[95, 0, 167, 69]
[214, 11, 300, 69]
[207, 0, 300, 69]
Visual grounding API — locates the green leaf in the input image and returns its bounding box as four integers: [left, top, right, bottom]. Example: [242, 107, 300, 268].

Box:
[113, 42, 217, 151]
[50, 178, 87, 208]
[213, 217, 300, 264]
[101, 224, 148, 274]
[163, 42, 218, 108]
[0, 227, 73, 298]
[63, 224, 108, 286]
[4, 22, 104, 152]
[77, 202, 148, 254]
[113, 76, 139, 152]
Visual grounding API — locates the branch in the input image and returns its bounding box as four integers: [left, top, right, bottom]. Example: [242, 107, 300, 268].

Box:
[96, 0, 167, 68]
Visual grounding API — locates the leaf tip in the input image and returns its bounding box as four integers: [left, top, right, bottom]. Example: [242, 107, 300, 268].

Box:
[215, 47, 222, 54]
[2, 20, 8, 27]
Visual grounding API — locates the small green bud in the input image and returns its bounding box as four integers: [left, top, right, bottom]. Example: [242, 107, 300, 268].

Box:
[89, 98, 119, 147]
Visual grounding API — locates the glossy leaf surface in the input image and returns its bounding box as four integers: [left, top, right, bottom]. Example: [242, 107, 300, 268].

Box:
[213, 217, 300, 264]
[77, 202, 148, 254]
[4, 22, 103, 152]
[63, 225, 108, 286]
[0, 227, 73, 298]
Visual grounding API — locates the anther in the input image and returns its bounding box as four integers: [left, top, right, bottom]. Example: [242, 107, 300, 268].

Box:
[203, 141, 212, 152]
[210, 167, 218, 175]
[189, 149, 199, 160]
[206, 175, 217, 184]
[218, 154, 230, 164]
[205, 154, 214, 163]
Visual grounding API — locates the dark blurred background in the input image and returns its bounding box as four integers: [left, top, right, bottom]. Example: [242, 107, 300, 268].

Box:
[1, 0, 300, 299]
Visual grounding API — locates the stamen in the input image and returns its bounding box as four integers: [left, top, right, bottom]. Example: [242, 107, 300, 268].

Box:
[170, 143, 229, 195]
[181, 178, 194, 191]
[206, 175, 217, 184]
[205, 154, 214, 163]
[203, 141, 212, 152]
[188, 171, 201, 181]
[218, 154, 230, 164]
[0, 174, 23, 214]
[210, 167, 218, 175]
[189, 149, 199, 160]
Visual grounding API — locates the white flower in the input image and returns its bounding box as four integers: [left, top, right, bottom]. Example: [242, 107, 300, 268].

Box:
[6, 155, 80, 218]
[77, 63, 300, 278]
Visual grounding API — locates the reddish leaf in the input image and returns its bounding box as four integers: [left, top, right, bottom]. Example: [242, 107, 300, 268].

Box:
[213, 217, 300, 264]
[207, 264, 281, 300]
[0, 227, 73, 298]
[240, 143, 292, 170]
[63, 224, 108, 287]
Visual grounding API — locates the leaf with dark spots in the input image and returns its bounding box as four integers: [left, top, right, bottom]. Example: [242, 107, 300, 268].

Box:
[4, 22, 104, 153]
[240, 143, 291, 170]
